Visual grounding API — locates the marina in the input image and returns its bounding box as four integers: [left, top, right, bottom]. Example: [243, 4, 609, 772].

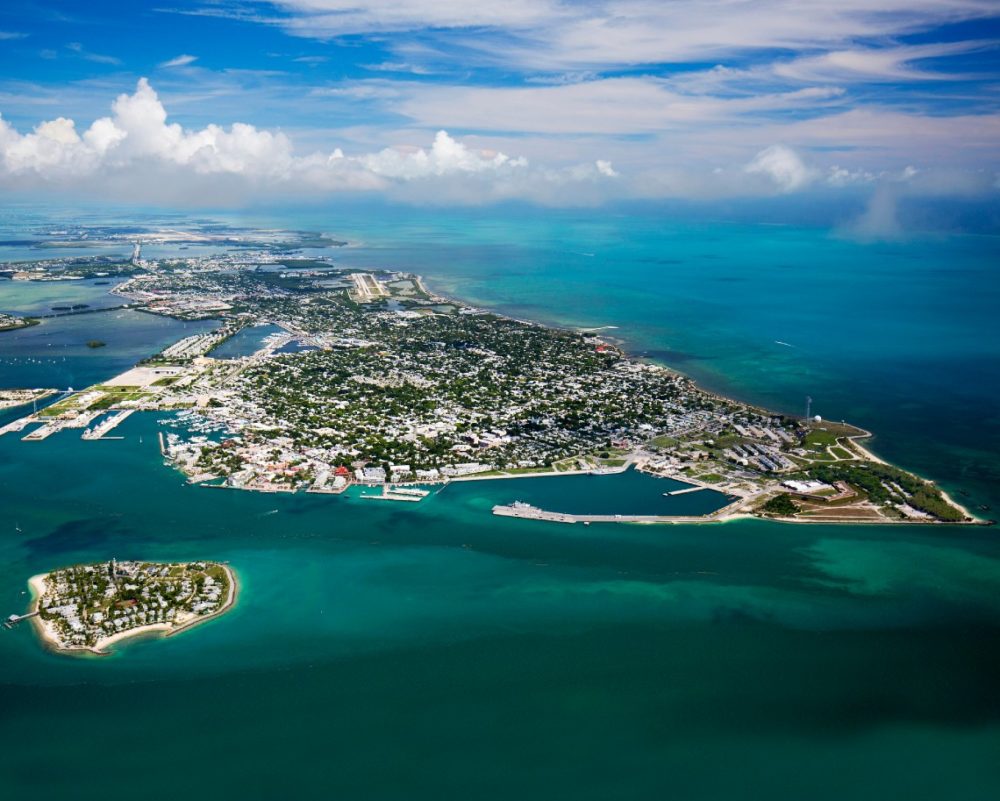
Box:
[360, 485, 431, 502]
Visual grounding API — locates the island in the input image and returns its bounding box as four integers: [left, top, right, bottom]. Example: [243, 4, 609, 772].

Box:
[26, 560, 236, 655]
[0, 388, 56, 411]
[0, 231, 982, 526]
[0, 312, 39, 332]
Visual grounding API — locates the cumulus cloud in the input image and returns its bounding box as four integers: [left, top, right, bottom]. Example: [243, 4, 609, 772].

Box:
[360, 130, 528, 179]
[0, 79, 617, 203]
[744, 144, 814, 192]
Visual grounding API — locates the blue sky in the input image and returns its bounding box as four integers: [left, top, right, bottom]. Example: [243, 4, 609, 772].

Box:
[1, 1, 998, 207]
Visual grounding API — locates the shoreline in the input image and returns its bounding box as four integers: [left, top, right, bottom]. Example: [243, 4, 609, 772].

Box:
[27, 564, 239, 657]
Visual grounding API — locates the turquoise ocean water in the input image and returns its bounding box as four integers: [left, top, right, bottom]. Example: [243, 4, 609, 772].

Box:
[1, 206, 999, 800]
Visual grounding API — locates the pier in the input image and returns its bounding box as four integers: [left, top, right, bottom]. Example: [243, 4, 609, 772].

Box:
[22, 421, 62, 441]
[492, 497, 748, 525]
[21, 410, 102, 441]
[0, 417, 36, 438]
[664, 485, 707, 496]
[82, 409, 135, 440]
[3, 611, 38, 630]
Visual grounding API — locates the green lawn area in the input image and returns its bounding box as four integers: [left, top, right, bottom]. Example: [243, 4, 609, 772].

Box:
[693, 473, 724, 483]
[830, 446, 853, 460]
[803, 430, 840, 448]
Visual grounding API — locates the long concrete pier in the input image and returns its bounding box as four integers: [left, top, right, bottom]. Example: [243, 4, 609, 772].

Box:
[665, 485, 707, 496]
[492, 497, 749, 525]
[82, 409, 135, 440]
[0, 417, 36, 437]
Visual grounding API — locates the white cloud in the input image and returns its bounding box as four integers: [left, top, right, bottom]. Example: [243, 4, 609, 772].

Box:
[254, 1, 999, 71]
[772, 41, 991, 83]
[389, 77, 845, 135]
[159, 54, 199, 69]
[360, 130, 528, 179]
[66, 42, 122, 66]
[745, 145, 814, 192]
[270, 0, 560, 35]
[0, 79, 616, 203]
[595, 160, 617, 177]
[1, 78, 996, 206]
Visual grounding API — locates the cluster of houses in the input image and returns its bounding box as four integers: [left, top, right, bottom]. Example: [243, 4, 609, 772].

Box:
[113, 258, 832, 497]
[36, 560, 228, 650]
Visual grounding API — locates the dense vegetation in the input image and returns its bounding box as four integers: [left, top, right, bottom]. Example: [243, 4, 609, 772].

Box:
[762, 494, 798, 516]
[809, 462, 964, 521]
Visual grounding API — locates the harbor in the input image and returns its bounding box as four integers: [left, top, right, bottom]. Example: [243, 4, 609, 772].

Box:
[360, 485, 431, 503]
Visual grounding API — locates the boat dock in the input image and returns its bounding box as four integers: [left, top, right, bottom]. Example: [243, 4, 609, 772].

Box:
[82, 409, 135, 440]
[360, 485, 431, 502]
[3, 611, 38, 630]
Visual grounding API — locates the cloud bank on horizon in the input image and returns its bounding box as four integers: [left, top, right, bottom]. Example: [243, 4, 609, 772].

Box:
[0, 0, 997, 205]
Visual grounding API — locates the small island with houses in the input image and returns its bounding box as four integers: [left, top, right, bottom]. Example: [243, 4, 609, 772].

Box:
[17, 559, 236, 655]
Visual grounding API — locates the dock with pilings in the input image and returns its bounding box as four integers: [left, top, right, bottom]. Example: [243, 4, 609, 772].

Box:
[3, 611, 38, 630]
